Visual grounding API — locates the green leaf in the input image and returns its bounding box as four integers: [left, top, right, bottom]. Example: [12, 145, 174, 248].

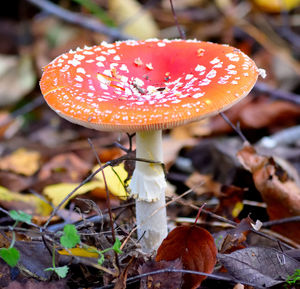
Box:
[45, 265, 69, 278]
[0, 247, 20, 267]
[286, 269, 300, 285]
[60, 224, 80, 249]
[9, 210, 32, 224]
[112, 238, 122, 254]
[97, 254, 105, 265]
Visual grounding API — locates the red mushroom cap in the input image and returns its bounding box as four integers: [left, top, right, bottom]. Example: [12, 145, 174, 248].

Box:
[40, 39, 260, 132]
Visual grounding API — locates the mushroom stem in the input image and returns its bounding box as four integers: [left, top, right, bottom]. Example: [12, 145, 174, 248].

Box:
[129, 130, 168, 252]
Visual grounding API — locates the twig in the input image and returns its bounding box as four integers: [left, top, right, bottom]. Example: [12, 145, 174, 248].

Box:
[42, 151, 165, 230]
[262, 216, 300, 227]
[0, 97, 44, 128]
[87, 138, 120, 270]
[219, 112, 248, 143]
[254, 81, 300, 105]
[169, 0, 186, 39]
[176, 199, 294, 249]
[95, 268, 265, 289]
[120, 188, 193, 251]
[26, 0, 130, 40]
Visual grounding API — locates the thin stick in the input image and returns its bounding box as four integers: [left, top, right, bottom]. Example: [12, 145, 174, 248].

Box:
[219, 111, 248, 143]
[26, 0, 130, 40]
[262, 216, 300, 227]
[120, 188, 193, 250]
[87, 138, 120, 270]
[95, 268, 265, 289]
[169, 0, 186, 39]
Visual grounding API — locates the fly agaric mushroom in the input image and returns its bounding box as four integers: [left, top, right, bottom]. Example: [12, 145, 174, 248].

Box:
[40, 39, 263, 252]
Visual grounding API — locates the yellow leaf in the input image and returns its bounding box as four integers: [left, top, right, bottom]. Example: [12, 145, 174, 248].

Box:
[253, 0, 300, 12]
[43, 181, 102, 207]
[0, 148, 40, 176]
[93, 163, 129, 200]
[232, 201, 244, 218]
[58, 246, 99, 258]
[109, 0, 159, 39]
[43, 163, 129, 207]
[0, 186, 52, 217]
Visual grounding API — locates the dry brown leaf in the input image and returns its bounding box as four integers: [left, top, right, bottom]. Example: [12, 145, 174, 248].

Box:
[185, 172, 221, 196]
[0, 53, 36, 106]
[237, 144, 300, 242]
[0, 148, 41, 176]
[139, 259, 183, 289]
[38, 153, 90, 184]
[156, 225, 217, 289]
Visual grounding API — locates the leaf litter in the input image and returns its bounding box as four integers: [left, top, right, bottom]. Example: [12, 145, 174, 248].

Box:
[0, 0, 300, 288]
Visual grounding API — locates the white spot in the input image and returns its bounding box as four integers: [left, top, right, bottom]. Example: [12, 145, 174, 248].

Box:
[227, 64, 236, 69]
[146, 63, 153, 70]
[96, 56, 106, 61]
[195, 64, 206, 72]
[96, 62, 105, 67]
[258, 68, 267, 79]
[110, 63, 118, 69]
[76, 67, 86, 74]
[83, 51, 94, 55]
[100, 83, 108, 90]
[74, 54, 85, 61]
[68, 59, 81, 67]
[113, 55, 121, 61]
[192, 92, 205, 98]
[103, 69, 112, 77]
[75, 75, 84, 82]
[207, 69, 217, 79]
[157, 42, 166, 47]
[108, 49, 116, 54]
[185, 74, 194, 80]
[210, 57, 220, 64]
[199, 79, 211, 86]
[120, 64, 129, 72]
[86, 59, 95, 63]
[226, 53, 240, 62]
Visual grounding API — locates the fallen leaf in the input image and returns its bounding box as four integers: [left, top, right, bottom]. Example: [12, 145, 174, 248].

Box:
[218, 247, 300, 288]
[0, 148, 41, 176]
[215, 217, 254, 253]
[139, 259, 183, 289]
[0, 171, 33, 192]
[114, 257, 135, 289]
[156, 225, 217, 289]
[0, 186, 52, 217]
[185, 172, 221, 197]
[109, 0, 159, 39]
[92, 162, 129, 200]
[58, 247, 99, 259]
[38, 153, 91, 184]
[14, 241, 54, 281]
[43, 181, 102, 207]
[252, 0, 300, 12]
[0, 53, 36, 107]
[215, 185, 246, 220]
[237, 144, 300, 242]
[43, 162, 129, 206]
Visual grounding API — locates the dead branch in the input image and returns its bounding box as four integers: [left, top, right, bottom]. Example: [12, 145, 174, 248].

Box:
[26, 0, 130, 40]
